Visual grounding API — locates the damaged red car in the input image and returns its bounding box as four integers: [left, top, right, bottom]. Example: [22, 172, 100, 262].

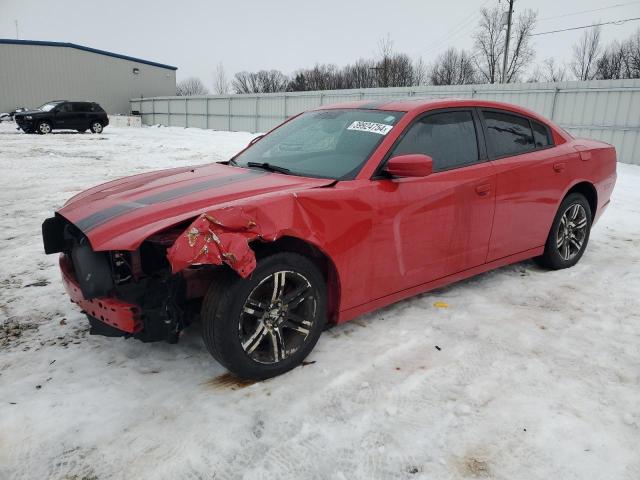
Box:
[42, 99, 617, 379]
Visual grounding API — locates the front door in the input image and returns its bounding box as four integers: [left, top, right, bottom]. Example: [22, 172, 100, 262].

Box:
[53, 102, 78, 129]
[369, 109, 497, 298]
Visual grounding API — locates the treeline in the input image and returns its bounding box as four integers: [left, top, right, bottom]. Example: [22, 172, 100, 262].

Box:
[176, 5, 640, 96]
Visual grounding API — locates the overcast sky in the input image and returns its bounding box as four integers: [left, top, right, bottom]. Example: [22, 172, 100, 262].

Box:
[2, 0, 639, 86]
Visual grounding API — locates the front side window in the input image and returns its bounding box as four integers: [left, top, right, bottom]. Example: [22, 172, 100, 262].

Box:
[233, 109, 404, 179]
[391, 110, 479, 172]
[38, 102, 60, 112]
[482, 110, 535, 157]
[58, 103, 73, 113]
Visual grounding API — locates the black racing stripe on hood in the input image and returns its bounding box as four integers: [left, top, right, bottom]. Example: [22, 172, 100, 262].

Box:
[74, 169, 266, 233]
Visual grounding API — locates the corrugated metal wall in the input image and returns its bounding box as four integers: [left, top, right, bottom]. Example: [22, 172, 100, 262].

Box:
[0, 43, 176, 114]
[131, 79, 640, 164]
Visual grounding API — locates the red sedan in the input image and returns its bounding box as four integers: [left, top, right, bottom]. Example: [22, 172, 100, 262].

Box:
[42, 99, 617, 379]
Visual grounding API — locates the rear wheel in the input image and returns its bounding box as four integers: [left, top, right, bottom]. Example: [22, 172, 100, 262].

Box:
[90, 121, 103, 133]
[201, 253, 327, 380]
[537, 193, 592, 270]
[37, 121, 52, 134]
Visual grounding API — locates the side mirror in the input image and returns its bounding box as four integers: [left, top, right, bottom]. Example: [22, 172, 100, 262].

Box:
[248, 134, 264, 147]
[384, 154, 433, 178]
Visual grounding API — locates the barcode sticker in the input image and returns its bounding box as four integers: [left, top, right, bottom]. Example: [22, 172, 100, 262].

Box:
[347, 121, 394, 135]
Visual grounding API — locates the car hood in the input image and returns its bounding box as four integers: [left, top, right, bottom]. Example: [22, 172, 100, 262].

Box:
[14, 110, 44, 117]
[58, 163, 335, 251]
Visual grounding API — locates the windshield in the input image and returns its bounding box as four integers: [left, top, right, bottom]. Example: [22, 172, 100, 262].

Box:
[38, 102, 60, 112]
[233, 109, 404, 179]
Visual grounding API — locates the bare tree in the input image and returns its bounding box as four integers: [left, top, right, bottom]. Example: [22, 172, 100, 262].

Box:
[596, 42, 626, 79]
[503, 9, 537, 83]
[374, 34, 395, 87]
[429, 48, 477, 85]
[342, 58, 378, 89]
[412, 57, 428, 85]
[621, 28, 640, 78]
[571, 25, 602, 81]
[213, 62, 229, 95]
[473, 7, 504, 83]
[540, 57, 567, 82]
[473, 6, 537, 83]
[371, 35, 417, 87]
[176, 77, 209, 96]
[232, 70, 289, 93]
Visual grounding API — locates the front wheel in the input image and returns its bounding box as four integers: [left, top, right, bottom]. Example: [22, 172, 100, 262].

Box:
[537, 193, 592, 270]
[90, 121, 103, 133]
[201, 253, 327, 380]
[37, 121, 52, 134]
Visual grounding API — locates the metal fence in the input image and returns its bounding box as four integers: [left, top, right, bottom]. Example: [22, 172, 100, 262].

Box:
[131, 79, 640, 165]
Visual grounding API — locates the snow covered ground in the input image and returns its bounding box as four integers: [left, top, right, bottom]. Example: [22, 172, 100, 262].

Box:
[0, 122, 639, 480]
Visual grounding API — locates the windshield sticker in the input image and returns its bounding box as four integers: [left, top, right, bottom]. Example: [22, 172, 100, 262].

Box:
[347, 121, 394, 135]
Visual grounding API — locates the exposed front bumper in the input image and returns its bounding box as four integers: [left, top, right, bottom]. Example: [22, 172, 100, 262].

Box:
[60, 254, 143, 334]
[15, 117, 35, 130]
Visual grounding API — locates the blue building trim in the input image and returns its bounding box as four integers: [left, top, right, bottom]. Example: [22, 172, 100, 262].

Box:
[0, 39, 178, 71]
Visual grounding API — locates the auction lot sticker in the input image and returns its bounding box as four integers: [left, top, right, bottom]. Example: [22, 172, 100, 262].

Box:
[347, 121, 394, 135]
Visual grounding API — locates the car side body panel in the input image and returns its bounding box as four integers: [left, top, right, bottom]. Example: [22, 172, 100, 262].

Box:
[47, 98, 617, 334]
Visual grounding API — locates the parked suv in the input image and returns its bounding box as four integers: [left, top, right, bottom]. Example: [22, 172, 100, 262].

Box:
[15, 101, 109, 134]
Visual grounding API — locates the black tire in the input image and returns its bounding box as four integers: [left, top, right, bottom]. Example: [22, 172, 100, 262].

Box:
[537, 192, 592, 270]
[37, 121, 52, 134]
[201, 253, 327, 380]
[90, 121, 103, 133]
[77, 128, 87, 133]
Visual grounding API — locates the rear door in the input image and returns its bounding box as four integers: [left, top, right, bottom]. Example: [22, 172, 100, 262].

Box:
[72, 103, 90, 129]
[480, 109, 569, 261]
[369, 109, 497, 296]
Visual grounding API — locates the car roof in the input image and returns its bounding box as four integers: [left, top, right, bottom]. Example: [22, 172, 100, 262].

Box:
[317, 97, 547, 121]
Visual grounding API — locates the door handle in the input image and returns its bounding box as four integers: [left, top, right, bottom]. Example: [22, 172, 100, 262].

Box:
[475, 183, 491, 196]
[553, 162, 566, 172]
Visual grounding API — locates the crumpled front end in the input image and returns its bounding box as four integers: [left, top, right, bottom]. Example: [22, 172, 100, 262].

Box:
[42, 215, 209, 342]
[59, 254, 143, 334]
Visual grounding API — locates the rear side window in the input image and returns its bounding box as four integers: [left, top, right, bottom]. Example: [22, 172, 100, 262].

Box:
[532, 120, 552, 147]
[482, 110, 535, 157]
[73, 103, 90, 112]
[392, 110, 479, 172]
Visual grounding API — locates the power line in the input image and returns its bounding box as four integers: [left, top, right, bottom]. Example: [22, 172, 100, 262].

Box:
[532, 17, 640, 36]
[422, 0, 492, 58]
[538, 1, 640, 22]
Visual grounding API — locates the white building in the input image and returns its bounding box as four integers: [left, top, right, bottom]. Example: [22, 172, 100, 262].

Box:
[0, 39, 177, 114]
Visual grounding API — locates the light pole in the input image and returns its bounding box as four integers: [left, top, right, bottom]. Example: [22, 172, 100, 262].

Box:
[501, 0, 514, 83]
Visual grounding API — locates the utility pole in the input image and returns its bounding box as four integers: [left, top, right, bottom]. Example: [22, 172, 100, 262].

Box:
[501, 0, 514, 83]
[15, 20, 19, 40]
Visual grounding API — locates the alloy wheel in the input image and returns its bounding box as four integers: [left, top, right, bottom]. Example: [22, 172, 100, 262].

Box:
[239, 270, 317, 364]
[556, 203, 588, 261]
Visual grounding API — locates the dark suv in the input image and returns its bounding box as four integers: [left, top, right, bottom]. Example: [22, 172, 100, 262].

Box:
[15, 100, 109, 134]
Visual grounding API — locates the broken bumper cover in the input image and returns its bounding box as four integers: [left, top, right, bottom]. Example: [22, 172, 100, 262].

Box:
[59, 254, 143, 334]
